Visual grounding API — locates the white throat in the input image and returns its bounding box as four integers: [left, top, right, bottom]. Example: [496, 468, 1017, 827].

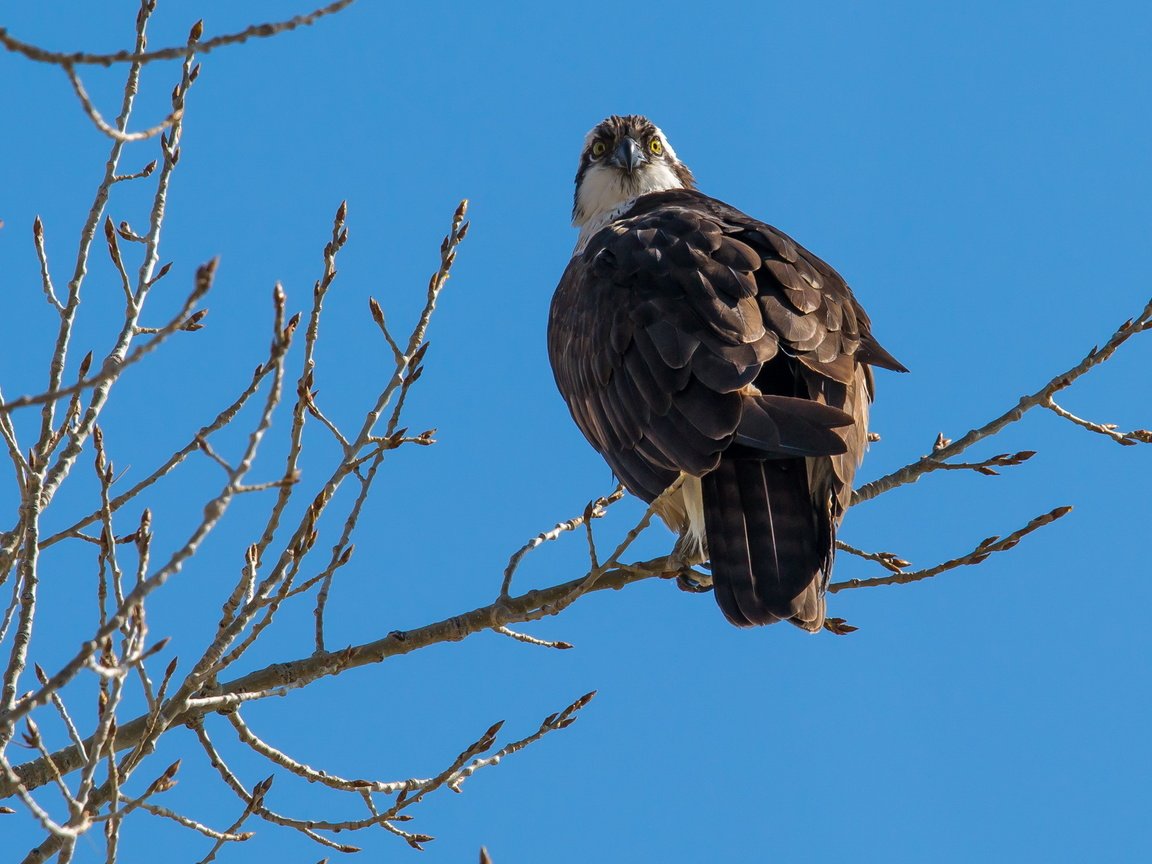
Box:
[573, 161, 685, 252]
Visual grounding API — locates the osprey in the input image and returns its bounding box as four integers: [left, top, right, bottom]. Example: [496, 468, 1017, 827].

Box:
[548, 115, 906, 630]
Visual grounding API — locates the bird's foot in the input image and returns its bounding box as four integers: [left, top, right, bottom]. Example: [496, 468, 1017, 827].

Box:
[673, 565, 713, 593]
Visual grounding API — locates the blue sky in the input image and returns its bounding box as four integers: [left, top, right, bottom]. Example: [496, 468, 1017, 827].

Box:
[2, 1, 1151, 861]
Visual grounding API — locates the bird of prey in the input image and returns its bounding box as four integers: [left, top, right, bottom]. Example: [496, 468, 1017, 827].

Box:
[548, 115, 906, 631]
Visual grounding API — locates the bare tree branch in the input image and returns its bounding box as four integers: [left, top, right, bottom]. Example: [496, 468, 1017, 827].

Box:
[4, 2, 1148, 858]
[830, 506, 1074, 592]
[853, 296, 1152, 505]
[0, 1, 358, 68]
[63, 61, 184, 142]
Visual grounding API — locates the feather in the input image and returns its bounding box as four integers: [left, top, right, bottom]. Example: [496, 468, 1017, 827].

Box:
[823, 297, 843, 332]
[759, 294, 821, 344]
[646, 408, 723, 476]
[608, 304, 633, 354]
[700, 460, 755, 626]
[632, 329, 693, 394]
[612, 450, 677, 503]
[690, 346, 762, 393]
[623, 348, 673, 415]
[798, 349, 856, 385]
[711, 235, 762, 272]
[702, 458, 825, 629]
[645, 319, 699, 369]
[673, 378, 742, 441]
[608, 365, 647, 448]
[735, 396, 852, 457]
[548, 179, 905, 629]
[744, 227, 799, 263]
[858, 333, 910, 373]
[696, 251, 755, 302]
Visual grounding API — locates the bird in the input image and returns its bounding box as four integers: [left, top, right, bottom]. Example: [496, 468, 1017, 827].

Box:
[547, 114, 906, 631]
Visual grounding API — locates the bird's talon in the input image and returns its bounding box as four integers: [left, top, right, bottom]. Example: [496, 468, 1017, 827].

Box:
[675, 569, 713, 593]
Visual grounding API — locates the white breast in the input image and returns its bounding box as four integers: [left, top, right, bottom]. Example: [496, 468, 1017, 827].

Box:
[573, 162, 686, 252]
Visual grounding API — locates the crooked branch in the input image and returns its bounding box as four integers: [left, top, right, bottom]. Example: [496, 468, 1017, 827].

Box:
[853, 295, 1152, 505]
[831, 505, 1073, 592]
[2, 547, 660, 799]
[0, 1, 358, 68]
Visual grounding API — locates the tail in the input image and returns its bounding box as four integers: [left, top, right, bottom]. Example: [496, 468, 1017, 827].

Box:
[701, 457, 830, 631]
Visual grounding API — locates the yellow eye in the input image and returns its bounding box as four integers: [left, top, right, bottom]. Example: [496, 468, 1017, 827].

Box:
[591, 140, 607, 158]
[649, 138, 663, 156]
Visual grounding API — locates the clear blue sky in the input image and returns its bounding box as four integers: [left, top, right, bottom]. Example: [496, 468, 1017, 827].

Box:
[2, 1, 1151, 861]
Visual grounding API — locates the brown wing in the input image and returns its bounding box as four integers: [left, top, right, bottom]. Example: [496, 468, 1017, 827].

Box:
[549, 188, 902, 499]
[548, 188, 905, 628]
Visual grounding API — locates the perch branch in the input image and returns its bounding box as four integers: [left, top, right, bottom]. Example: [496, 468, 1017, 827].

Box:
[853, 295, 1152, 505]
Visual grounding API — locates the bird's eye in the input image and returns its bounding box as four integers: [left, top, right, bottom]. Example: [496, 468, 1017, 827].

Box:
[649, 138, 663, 156]
[591, 140, 607, 158]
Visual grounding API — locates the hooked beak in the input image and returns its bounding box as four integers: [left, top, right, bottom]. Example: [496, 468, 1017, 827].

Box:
[608, 136, 645, 174]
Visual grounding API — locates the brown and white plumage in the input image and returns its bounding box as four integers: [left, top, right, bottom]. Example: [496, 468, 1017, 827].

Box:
[549, 115, 905, 630]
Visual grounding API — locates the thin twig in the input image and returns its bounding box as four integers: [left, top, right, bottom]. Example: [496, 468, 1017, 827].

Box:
[226, 710, 384, 794]
[192, 720, 359, 853]
[63, 62, 183, 142]
[36, 31, 202, 518]
[447, 691, 595, 792]
[853, 296, 1152, 505]
[102, 218, 135, 309]
[1043, 396, 1152, 446]
[0, 293, 293, 749]
[32, 218, 64, 313]
[0, 1, 359, 68]
[37, 333, 288, 550]
[500, 486, 624, 598]
[0, 471, 45, 748]
[111, 161, 156, 184]
[33, 665, 87, 758]
[0, 260, 214, 416]
[835, 540, 910, 574]
[0, 749, 76, 840]
[831, 506, 1073, 592]
[493, 627, 573, 650]
[131, 798, 252, 844]
[29, 0, 162, 475]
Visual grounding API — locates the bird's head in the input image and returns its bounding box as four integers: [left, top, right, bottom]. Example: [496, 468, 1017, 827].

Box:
[572, 115, 696, 231]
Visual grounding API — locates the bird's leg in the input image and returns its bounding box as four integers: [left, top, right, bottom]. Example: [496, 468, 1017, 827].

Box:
[670, 532, 713, 593]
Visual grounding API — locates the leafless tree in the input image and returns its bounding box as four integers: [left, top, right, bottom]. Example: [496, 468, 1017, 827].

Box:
[1, 3, 1149, 861]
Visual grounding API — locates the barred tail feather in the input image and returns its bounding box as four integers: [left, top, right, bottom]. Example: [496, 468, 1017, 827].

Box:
[701, 457, 826, 631]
